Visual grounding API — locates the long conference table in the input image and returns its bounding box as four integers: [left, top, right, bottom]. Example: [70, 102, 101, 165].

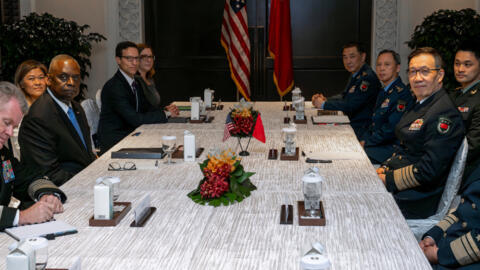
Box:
[0, 102, 432, 269]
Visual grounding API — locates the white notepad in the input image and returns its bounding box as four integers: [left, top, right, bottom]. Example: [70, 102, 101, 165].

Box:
[5, 220, 77, 241]
[311, 115, 350, 124]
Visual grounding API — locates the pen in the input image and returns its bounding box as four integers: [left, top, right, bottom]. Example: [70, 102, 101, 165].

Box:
[306, 158, 333, 163]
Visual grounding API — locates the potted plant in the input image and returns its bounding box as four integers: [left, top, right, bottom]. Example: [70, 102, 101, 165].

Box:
[407, 8, 480, 90]
[0, 12, 106, 99]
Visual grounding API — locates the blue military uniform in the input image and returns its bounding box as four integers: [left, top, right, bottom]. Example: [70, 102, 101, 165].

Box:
[450, 80, 480, 193]
[363, 77, 414, 163]
[424, 165, 480, 269]
[323, 63, 381, 138]
[383, 89, 465, 219]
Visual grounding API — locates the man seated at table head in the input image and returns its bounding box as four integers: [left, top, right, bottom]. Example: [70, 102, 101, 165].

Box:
[449, 40, 480, 193]
[311, 41, 381, 138]
[360, 49, 414, 164]
[0, 81, 66, 230]
[376, 47, 464, 219]
[98, 41, 179, 154]
[19, 54, 96, 186]
[419, 164, 480, 269]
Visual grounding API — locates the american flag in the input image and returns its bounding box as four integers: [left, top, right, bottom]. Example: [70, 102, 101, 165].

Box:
[223, 113, 235, 142]
[220, 0, 251, 101]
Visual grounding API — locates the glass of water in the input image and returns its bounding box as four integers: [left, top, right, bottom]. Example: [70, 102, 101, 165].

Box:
[162, 135, 177, 164]
[302, 167, 323, 217]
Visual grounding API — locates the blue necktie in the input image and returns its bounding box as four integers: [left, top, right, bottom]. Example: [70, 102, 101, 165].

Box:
[67, 107, 87, 149]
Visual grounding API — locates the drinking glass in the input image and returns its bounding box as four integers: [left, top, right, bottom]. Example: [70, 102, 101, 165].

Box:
[162, 135, 177, 164]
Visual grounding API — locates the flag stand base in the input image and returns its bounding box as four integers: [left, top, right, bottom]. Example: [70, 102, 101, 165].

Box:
[237, 136, 252, 156]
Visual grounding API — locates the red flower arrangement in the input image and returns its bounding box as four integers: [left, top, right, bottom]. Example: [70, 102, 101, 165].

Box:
[188, 150, 256, 206]
[229, 108, 258, 137]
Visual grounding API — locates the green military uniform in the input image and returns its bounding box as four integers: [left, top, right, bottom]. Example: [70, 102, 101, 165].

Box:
[0, 144, 66, 230]
[450, 80, 480, 192]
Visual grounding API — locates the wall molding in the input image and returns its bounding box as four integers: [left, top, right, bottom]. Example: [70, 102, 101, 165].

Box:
[372, 0, 399, 66]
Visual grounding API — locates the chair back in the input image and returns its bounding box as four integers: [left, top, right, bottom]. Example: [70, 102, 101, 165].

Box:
[95, 88, 102, 111]
[433, 136, 468, 219]
[80, 98, 100, 136]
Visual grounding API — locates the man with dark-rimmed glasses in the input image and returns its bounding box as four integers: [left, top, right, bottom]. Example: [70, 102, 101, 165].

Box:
[98, 41, 179, 155]
[376, 47, 464, 219]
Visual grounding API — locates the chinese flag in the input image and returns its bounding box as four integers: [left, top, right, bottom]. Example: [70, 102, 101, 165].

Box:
[268, 0, 294, 98]
[252, 114, 266, 143]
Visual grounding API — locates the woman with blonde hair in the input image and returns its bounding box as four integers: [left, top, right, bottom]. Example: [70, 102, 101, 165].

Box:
[136, 43, 161, 107]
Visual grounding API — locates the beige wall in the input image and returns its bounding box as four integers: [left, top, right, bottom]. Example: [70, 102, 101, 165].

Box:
[397, 0, 480, 78]
[33, 0, 111, 99]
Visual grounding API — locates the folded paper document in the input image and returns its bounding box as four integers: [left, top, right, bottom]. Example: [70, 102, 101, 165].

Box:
[5, 220, 77, 241]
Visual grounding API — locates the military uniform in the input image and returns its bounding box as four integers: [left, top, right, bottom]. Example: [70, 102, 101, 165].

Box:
[450, 80, 480, 192]
[423, 165, 480, 269]
[0, 144, 66, 230]
[323, 63, 381, 138]
[383, 89, 465, 219]
[363, 77, 414, 163]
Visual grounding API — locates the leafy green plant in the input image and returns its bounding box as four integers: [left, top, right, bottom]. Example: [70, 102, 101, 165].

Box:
[0, 12, 106, 99]
[407, 8, 480, 90]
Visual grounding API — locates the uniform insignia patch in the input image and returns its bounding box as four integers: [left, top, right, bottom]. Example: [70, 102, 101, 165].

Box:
[397, 100, 406, 112]
[349, 85, 355, 93]
[356, 75, 360, 80]
[471, 89, 478, 95]
[396, 86, 404, 92]
[2, 160, 15, 183]
[360, 81, 369, 92]
[388, 89, 393, 94]
[437, 117, 452, 134]
[409, 119, 424, 131]
[458, 107, 470, 113]
[381, 98, 390, 108]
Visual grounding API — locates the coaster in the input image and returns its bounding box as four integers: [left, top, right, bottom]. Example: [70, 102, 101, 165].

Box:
[268, 149, 278, 160]
[130, 207, 157, 227]
[293, 116, 307, 124]
[172, 145, 204, 159]
[297, 201, 326, 226]
[206, 104, 217, 111]
[284, 117, 291, 124]
[189, 116, 215, 123]
[317, 110, 338, 116]
[280, 147, 299, 161]
[280, 204, 293, 224]
[89, 202, 131, 227]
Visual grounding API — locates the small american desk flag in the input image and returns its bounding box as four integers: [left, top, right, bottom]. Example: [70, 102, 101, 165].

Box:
[223, 113, 235, 141]
[220, 0, 251, 101]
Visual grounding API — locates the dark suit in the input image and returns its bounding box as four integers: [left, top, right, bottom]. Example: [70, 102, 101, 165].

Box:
[450, 81, 480, 192]
[363, 77, 414, 163]
[383, 89, 465, 219]
[0, 145, 66, 230]
[19, 91, 96, 186]
[323, 64, 381, 138]
[424, 166, 480, 269]
[98, 70, 167, 154]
